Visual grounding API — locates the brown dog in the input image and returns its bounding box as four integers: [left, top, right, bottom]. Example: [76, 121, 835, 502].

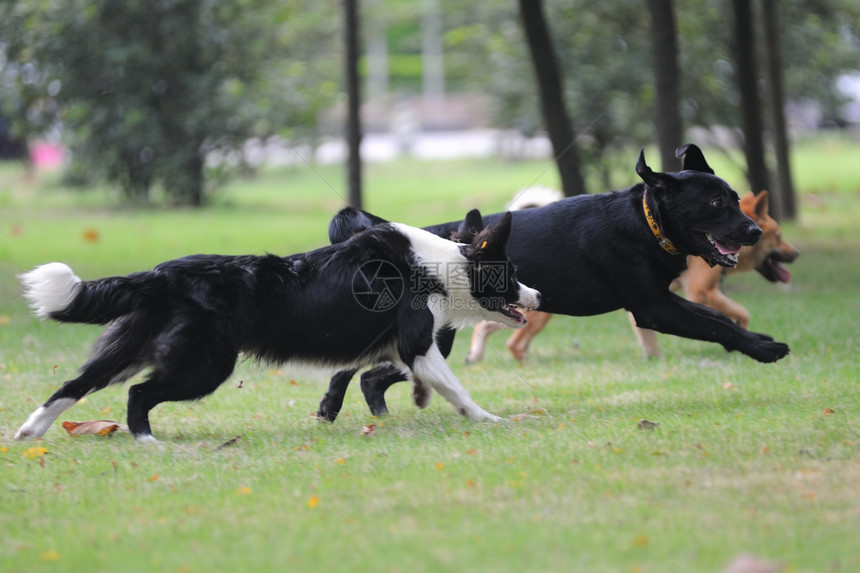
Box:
[466, 190, 798, 363]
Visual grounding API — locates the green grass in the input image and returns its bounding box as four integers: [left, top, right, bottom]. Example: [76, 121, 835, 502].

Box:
[1, 138, 859, 572]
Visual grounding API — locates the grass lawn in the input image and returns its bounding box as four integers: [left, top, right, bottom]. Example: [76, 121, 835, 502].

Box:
[1, 137, 859, 572]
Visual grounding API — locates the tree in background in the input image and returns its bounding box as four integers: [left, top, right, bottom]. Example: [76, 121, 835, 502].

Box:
[0, 0, 340, 206]
[731, 0, 771, 198]
[517, 0, 586, 196]
[646, 0, 683, 172]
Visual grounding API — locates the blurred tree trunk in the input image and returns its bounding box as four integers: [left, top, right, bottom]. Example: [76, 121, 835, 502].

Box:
[517, 0, 586, 196]
[646, 0, 683, 172]
[731, 0, 770, 196]
[345, 0, 363, 209]
[761, 0, 796, 221]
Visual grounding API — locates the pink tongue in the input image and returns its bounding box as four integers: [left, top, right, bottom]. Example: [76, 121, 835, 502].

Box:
[774, 263, 791, 283]
[715, 240, 740, 255]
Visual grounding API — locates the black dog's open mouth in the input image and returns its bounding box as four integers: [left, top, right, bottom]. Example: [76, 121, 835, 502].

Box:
[705, 233, 741, 267]
[756, 251, 795, 283]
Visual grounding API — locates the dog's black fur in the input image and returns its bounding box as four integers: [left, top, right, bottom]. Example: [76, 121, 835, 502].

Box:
[317, 145, 790, 422]
[15, 212, 540, 441]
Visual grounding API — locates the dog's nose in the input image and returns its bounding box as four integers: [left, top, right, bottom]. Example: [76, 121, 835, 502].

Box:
[747, 223, 762, 242]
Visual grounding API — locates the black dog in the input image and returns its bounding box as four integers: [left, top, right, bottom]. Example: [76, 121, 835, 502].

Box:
[316, 145, 789, 422]
[15, 212, 539, 441]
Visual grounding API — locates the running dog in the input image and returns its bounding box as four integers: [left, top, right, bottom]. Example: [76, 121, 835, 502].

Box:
[317, 144, 790, 422]
[469, 189, 799, 362]
[632, 190, 799, 358]
[15, 211, 539, 441]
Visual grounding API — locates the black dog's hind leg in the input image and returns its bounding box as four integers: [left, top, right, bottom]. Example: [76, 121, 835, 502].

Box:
[316, 368, 359, 422]
[15, 317, 148, 439]
[360, 364, 409, 416]
[126, 333, 239, 441]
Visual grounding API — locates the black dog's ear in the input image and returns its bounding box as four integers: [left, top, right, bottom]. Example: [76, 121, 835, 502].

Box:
[329, 207, 390, 244]
[450, 208, 485, 243]
[635, 149, 676, 192]
[675, 143, 715, 174]
[470, 211, 512, 260]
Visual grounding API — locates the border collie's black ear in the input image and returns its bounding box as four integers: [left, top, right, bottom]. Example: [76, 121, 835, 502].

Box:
[328, 207, 390, 244]
[450, 208, 485, 243]
[675, 143, 715, 174]
[635, 149, 675, 192]
[472, 212, 512, 259]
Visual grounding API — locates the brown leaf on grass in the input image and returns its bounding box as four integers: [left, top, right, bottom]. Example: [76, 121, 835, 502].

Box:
[81, 228, 100, 243]
[723, 553, 783, 573]
[361, 424, 376, 437]
[823, 408, 835, 415]
[62, 420, 128, 437]
[215, 435, 242, 451]
[637, 419, 660, 430]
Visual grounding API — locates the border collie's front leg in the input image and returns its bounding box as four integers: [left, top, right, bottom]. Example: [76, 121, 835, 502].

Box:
[633, 293, 789, 363]
[412, 346, 501, 422]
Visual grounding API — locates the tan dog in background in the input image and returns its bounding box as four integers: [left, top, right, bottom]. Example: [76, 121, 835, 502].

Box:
[466, 190, 798, 363]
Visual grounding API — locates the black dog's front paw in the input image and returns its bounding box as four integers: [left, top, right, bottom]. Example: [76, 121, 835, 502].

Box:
[750, 339, 790, 363]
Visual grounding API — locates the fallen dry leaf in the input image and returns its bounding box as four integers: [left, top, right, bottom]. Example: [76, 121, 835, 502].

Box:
[23, 446, 48, 458]
[637, 419, 660, 430]
[62, 420, 128, 437]
[361, 424, 376, 437]
[823, 408, 835, 415]
[307, 495, 320, 508]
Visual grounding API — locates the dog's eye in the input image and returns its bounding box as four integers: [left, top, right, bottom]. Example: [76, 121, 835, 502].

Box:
[711, 198, 724, 208]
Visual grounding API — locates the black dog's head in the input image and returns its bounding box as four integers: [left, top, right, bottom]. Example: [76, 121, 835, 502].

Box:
[635, 144, 762, 268]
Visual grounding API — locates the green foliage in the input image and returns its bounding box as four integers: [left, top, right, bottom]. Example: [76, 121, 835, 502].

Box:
[0, 0, 340, 206]
[443, 0, 860, 182]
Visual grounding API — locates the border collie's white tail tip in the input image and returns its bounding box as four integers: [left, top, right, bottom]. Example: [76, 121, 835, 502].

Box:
[18, 262, 82, 319]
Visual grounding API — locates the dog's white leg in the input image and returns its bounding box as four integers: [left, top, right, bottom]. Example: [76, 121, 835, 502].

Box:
[14, 397, 77, 439]
[412, 346, 501, 422]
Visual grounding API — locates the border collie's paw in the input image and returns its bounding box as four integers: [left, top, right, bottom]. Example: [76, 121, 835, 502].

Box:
[467, 409, 502, 422]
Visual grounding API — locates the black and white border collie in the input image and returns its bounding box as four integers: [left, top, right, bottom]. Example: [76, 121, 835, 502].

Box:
[15, 210, 539, 442]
